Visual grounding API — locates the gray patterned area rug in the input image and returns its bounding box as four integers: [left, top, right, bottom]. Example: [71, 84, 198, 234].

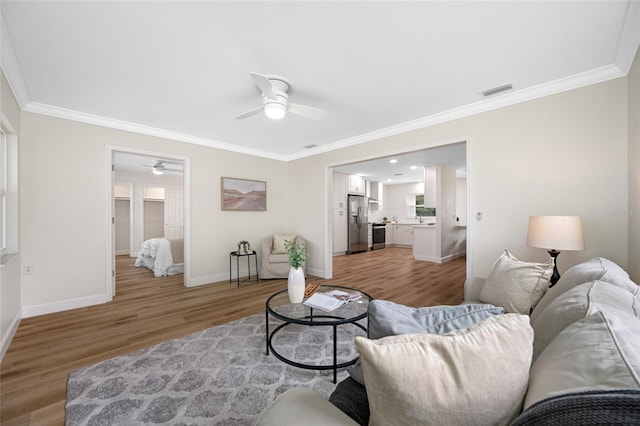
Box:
[65, 311, 365, 425]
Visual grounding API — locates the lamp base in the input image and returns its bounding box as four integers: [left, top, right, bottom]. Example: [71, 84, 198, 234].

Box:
[548, 250, 561, 287]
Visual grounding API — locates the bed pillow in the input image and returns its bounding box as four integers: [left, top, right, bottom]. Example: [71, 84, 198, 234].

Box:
[479, 249, 552, 314]
[525, 311, 640, 409]
[272, 234, 297, 254]
[356, 314, 533, 426]
[348, 300, 504, 385]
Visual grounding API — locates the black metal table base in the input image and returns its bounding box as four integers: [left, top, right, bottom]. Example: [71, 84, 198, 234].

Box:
[265, 310, 367, 384]
[229, 250, 259, 287]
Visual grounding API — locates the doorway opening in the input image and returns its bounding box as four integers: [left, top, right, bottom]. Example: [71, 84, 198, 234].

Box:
[326, 140, 470, 280]
[107, 146, 190, 300]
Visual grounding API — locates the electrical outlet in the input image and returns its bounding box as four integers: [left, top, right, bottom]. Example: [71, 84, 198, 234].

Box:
[23, 264, 33, 275]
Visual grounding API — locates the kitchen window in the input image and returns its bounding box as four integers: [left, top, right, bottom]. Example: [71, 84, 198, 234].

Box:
[406, 194, 436, 218]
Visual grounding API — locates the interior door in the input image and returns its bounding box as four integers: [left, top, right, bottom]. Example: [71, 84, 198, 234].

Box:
[164, 188, 184, 238]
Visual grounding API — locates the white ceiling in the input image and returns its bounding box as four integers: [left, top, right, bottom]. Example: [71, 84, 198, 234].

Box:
[1, 1, 638, 169]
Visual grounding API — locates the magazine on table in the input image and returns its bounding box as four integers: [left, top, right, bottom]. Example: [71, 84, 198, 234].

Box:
[303, 289, 362, 312]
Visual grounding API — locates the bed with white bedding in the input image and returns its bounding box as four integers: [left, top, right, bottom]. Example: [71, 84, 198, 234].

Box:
[135, 237, 184, 277]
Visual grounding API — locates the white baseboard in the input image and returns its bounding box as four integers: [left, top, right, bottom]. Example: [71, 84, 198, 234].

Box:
[0, 309, 22, 362]
[188, 272, 231, 287]
[414, 251, 466, 264]
[22, 294, 108, 318]
[115, 249, 129, 255]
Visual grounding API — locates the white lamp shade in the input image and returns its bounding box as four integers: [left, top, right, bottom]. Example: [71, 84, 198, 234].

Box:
[526, 216, 585, 251]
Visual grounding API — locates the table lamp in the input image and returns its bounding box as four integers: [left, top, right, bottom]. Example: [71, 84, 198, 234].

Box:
[526, 216, 585, 286]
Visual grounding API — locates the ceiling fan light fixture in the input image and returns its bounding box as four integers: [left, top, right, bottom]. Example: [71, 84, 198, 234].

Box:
[264, 102, 286, 120]
[152, 166, 164, 175]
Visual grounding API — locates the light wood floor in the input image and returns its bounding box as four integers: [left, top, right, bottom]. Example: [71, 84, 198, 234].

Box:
[0, 247, 465, 425]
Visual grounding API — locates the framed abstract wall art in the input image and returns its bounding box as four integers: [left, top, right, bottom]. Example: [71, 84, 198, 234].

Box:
[221, 177, 266, 211]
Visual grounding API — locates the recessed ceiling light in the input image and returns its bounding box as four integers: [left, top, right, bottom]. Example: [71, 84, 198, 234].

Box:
[389, 159, 398, 164]
[386, 179, 393, 182]
[410, 165, 418, 170]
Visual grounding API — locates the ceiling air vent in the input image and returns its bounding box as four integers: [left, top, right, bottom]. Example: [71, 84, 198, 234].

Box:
[481, 83, 513, 98]
[393, 173, 404, 176]
[304, 144, 318, 149]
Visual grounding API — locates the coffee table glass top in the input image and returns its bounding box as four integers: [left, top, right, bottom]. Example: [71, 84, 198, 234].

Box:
[266, 284, 372, 325]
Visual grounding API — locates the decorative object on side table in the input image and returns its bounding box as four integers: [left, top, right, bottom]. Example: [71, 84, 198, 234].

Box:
[237, 240, 251, 255]
[284, 239, 307, 303]
[526, 215, 585, 286]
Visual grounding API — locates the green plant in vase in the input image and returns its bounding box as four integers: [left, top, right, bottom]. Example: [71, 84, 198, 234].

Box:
[284, 239, 307, 303]
[284, 239, 307, 268]
[237, 240, 251, 254]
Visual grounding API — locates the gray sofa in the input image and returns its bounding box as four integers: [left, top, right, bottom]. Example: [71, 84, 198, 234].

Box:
[255, 256, 640, 425]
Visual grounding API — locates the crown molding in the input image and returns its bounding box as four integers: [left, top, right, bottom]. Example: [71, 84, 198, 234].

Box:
[0, 15, 30, 108]
[614, 0, 640, 75]
[23, 102, 288, 161]
[289, 64, 625, 161]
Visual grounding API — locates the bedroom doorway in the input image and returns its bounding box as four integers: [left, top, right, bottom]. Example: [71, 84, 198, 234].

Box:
[107, 146, 190, 300]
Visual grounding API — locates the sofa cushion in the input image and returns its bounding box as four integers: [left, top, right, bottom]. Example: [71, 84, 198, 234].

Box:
[479, 249, 552, 314]
[348, 300, 504, 385]
[268, 253, 290, 264]
[525, 311, 640, 409]
[355, 314, 533, 426]
[531, 280, 639, 361]
[272, 234, 297, 254]
[254, 388, 359, 426]
[531, 257, 639, 322]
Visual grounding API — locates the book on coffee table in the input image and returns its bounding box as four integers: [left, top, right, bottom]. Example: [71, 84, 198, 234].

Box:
[303, 290, 361, 312]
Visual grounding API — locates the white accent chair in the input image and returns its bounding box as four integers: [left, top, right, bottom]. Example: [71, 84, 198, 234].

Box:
[260, 235, 306, 279]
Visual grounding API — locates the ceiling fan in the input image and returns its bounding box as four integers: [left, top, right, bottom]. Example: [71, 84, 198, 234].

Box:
[141, 160, 182, 176]
[235, 72, 327, 121]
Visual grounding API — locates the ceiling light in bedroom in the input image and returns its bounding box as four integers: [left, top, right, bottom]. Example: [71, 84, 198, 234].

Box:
[152, 166, 164, 175]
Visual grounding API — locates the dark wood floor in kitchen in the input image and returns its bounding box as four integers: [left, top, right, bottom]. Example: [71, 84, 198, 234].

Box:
[0, 247, 466, 425]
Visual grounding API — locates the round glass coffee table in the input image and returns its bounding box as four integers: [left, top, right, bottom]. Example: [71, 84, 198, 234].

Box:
[265, 284, 372, 383]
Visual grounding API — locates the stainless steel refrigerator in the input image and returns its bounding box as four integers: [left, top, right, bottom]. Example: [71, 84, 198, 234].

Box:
[348, 194, 369, 254]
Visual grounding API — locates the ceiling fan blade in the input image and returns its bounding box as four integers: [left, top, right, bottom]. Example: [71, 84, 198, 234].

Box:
[249, 72, 277, 100]
[288, 103, 327, 120]
[235, 106, 264, 119]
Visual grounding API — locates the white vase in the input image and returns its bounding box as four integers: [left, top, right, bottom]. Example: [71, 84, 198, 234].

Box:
[287, 266, 305, 303]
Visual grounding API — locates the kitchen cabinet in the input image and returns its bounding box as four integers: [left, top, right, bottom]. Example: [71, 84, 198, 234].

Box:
[333, 172, 347, 209]
[333, 208, 348, 253]
[385, 224, 395, 246]
[396, 224, 414, 246]
[333, 171, 348, 254]
[347, 174, 365, 195]
[385, 224, 413, 246]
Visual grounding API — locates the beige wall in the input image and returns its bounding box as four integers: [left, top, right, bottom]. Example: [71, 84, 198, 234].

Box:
[289, 77, 629, 280]
[629, 47, 640, 282]
[0, 70, 22, 357]
[20, 112, 289, 314]
[6, 61, 636, 319]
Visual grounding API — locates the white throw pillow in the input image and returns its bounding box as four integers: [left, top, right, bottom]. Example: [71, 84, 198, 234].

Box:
[272, 234, 297, 254]
[531, 257, 639, 322]
[356, 314, 533, 426]
[525, 311, 640, 409]
[530, 280, 639, 361]
[479, 249, 552, 314]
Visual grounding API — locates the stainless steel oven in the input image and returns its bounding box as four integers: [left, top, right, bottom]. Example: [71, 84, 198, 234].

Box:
[372, 223, 386, 250]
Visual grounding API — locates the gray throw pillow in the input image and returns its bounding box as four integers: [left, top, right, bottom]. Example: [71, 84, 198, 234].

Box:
[348, 300, 505, 385]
